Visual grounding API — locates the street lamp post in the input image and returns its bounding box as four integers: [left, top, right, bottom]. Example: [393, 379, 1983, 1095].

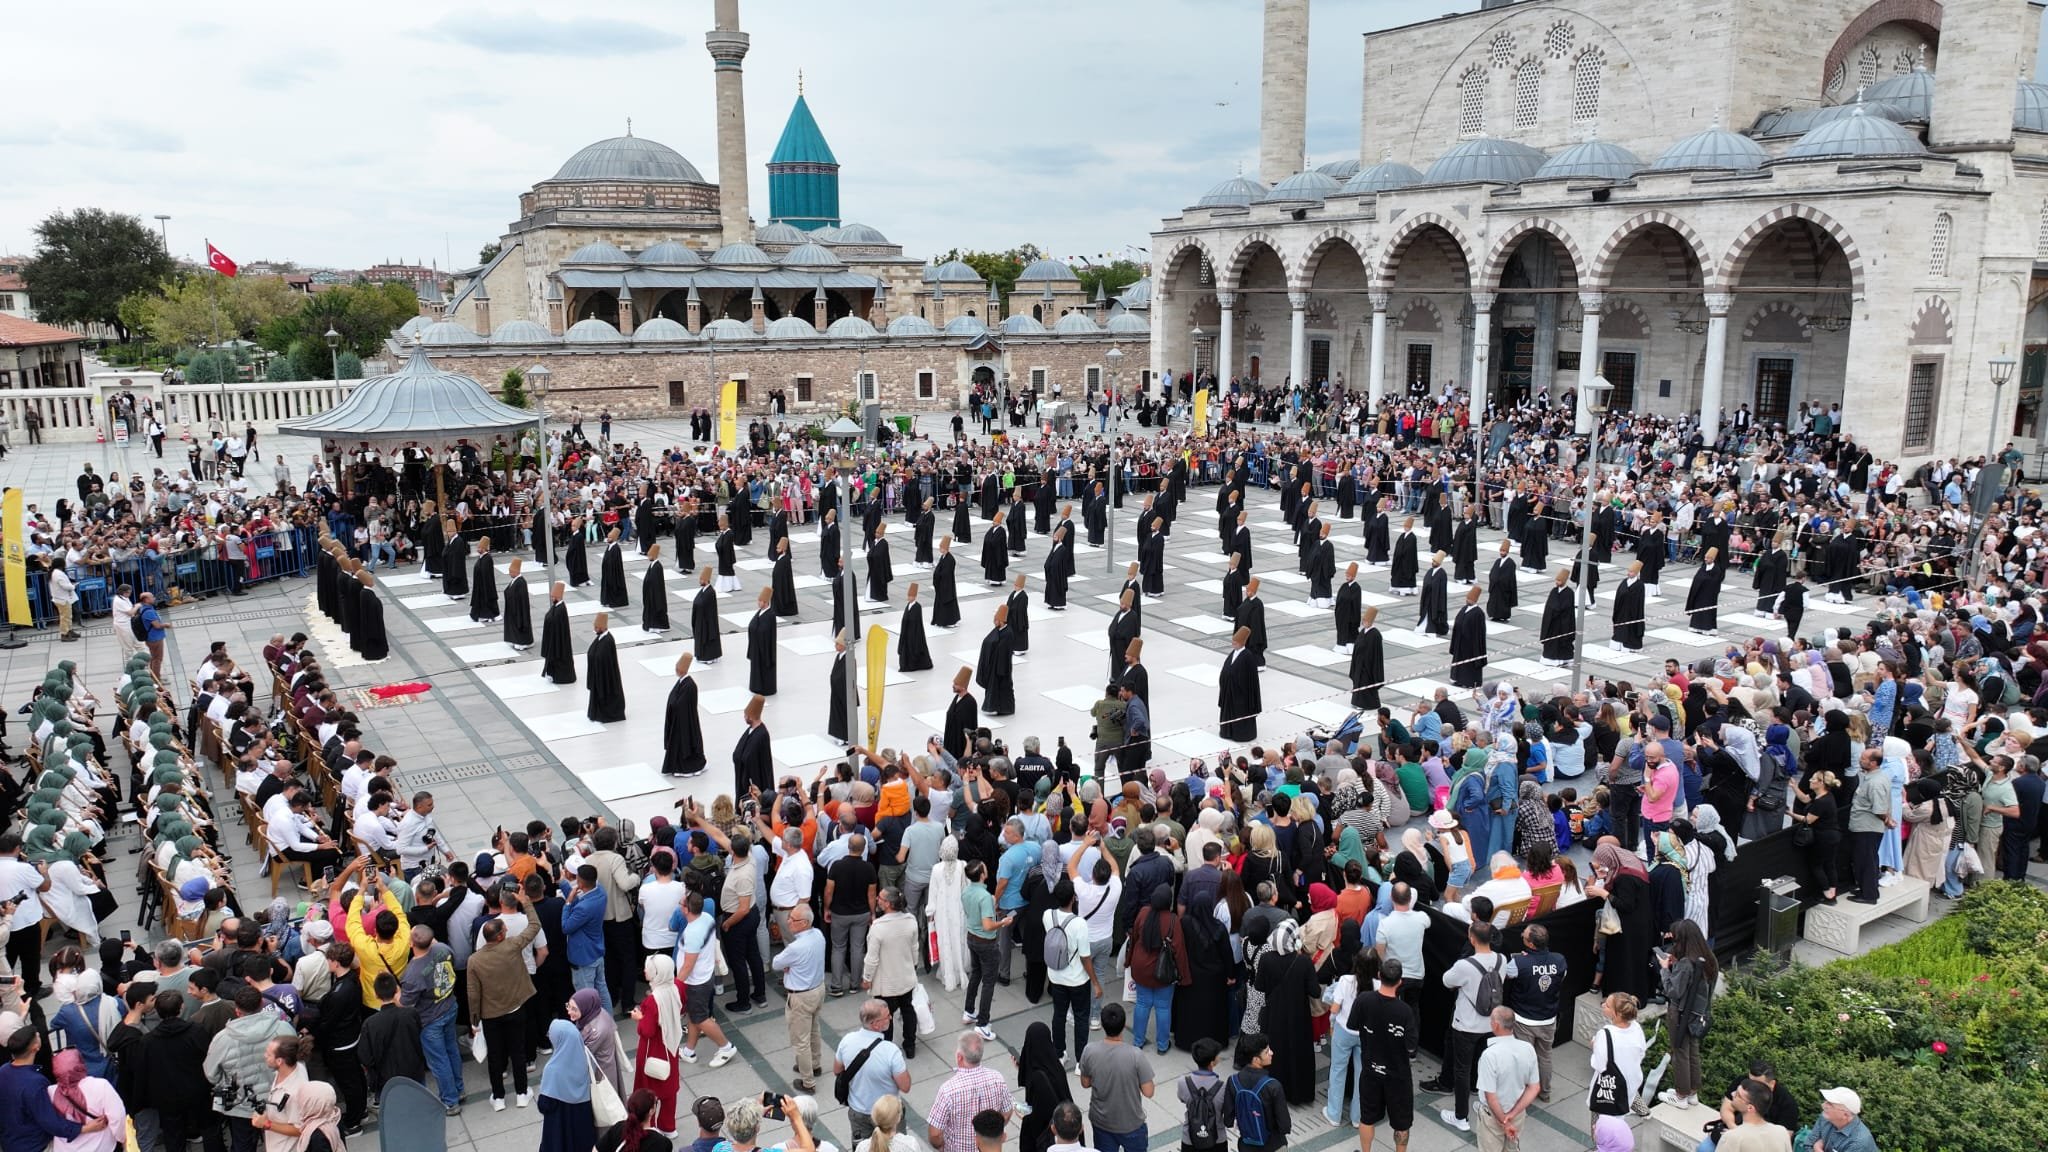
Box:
[153, 214, 171, 257]
[1987, 356, 2017, 463]
[825, 417, 865, 744]
[1104, 346, 1123, 575]
[1569, 377, 1614, 697]
[527, 363, 556, 587]
[325, 327, 341, 383]
[1974, 356, 2019, 583]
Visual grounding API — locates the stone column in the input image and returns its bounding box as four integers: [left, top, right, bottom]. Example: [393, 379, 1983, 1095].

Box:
[1288, 291, 1308, 390]
[1575, 291, 1604, 435]
[1217, 292, 1236, 385]
[616, 288, 635, 338]
[1367, 291, 1389, 407]
[1150, 287, 1169, 391]
[1468, 292, 1495, 430]
[1258, 0, 1310, 184]
[1700, 292, 1734, 444]
[706, 0, 753, 243]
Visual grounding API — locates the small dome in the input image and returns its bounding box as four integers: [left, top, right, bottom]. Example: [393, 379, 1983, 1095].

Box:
[564, 318, 623, 344]
[2016, 81, 2048, 133]
[779, 242, 842, 268]
[552, 136, 704, 183]
[825, 316, 878, 339]
[700, 317, 760, 341]
[1315, 158, 1362, 180]
[490, 320, 557, 344]
[1105, 312, 1150, 335]
[709, 242, 774, 266]
[830, 222, 890, 245]
[637, 241, 703, 266]
[753, 221, 807, 248]
[1864, 67, 1934, 121]
[1053, 312, 1100, 335]
[633, 317, 693, 343]
[566, 241, 631, 265]
[1114, 277, 1151, 310]
[1343, 161, 1426, 194]
[999, 314, 1046, 335]
[1651, 125, 1769, 172]
[924, 259, 985, 284]
[1016, 257, 1079, 283]
[942, 315, 988, 335]
[1533, 139, 1643, 181]
[1192, 175, 1267, 209]
[764, 316, 819, 339]
[1423, 137, 1548, 184]
[808, 226, 843, 243]
[418, 321, 482, 346]
[886, 315, 939, 337]
[1782, 105, 1926, 160]
[398, 316, 432, 339]
[1262, 169, 1344, 204]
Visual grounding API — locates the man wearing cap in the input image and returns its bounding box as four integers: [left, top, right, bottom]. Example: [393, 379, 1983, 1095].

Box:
[1799, 1087, 1876, 1152]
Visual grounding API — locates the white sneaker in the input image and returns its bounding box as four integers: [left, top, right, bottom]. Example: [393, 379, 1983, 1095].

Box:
[711, 1045, 739, 1068]
[1438, 1109, 1470, 1133]
[962, 1011, 978, 1025]
[680, 1046, 699, 1064]
[517, 1091, 531, 1108]
[492, 1098, 507, 1113]
[977, 1025, 997, 1042]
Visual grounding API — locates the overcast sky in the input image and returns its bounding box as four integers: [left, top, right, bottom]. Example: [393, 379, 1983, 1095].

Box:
[3, 1, 2043, 273]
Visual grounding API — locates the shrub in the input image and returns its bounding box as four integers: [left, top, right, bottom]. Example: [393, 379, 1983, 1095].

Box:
[335, 351, 363, 380]
[1957, 880, 2048, 960]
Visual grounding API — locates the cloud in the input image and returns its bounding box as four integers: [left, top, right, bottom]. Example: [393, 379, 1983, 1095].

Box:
[426, 13, 684, 57]
[87, 121, 183, 154]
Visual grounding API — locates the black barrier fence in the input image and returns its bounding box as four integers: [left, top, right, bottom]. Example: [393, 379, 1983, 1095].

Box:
[0, 524, 322, 628]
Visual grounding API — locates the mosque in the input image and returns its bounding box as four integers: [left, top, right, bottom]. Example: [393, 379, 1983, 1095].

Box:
[1149, 0, 2048, 462]
[409, 0, 1147, 416]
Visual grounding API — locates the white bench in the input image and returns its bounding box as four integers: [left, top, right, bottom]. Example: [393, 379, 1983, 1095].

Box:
[1801, 876, 1931, 954]
[1649, 1100, 1716, 1150]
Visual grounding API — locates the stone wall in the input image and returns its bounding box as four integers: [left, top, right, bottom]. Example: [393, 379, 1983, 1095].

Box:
[517, 180, 720, 216]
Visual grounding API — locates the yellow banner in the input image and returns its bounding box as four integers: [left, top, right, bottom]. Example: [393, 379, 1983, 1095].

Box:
[1193, 389, 1208, 434]
[864, 624, 888, 748]
[718, 381, 738, 452]
[2, 488, 28, 626]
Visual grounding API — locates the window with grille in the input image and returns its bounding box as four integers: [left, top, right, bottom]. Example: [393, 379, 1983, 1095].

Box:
[1602, 350, 1637, 411]
[667, 381, 688, 407]
[917, 370, 935, 399]
[1893, 49, 1914, 74]
[1514, 58, 1541, 127]
[1546, 20, 1574, 59]
[2036, 202, 2048, 258]
[1904, 359, 1941, 450]
[1085, 366, 1102, 391]
[1030, 367, 1047, 391]
[1405, 344, 1433, 391]
[1572, 48, 1604, 123]
[1489, 33, 1515, 69]
[1929, 213, 1952, 278]
[0, 294, 13, 311]
[859, 371, 877, 402]
[1826, 61, 1846, 99]
[794, 375, 812, 403]
[1459, 66, 1486, 137]
[1859, 46, 1881, 87]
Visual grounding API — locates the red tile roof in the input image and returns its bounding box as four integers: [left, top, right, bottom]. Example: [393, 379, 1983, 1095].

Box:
[0, 314, 85, 348]
[0, 274, 25, 291]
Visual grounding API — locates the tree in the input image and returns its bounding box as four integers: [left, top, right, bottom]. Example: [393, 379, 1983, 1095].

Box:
[336, 351, 363, 380]
[501, 367, 529, 409]
[184, 350, 232, 385]
[261, 281, 422, 358]
[1074, 259, 1145, 305]
[933, 245, 1045, 301]
[126, 273, 303, 347]
[22, 208, 174, 341]
[264, 356, 298, 383]
[477, 241, 502, 265]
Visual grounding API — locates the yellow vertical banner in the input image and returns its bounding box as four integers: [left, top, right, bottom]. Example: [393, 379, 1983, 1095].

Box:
[2, 488, 28, 626]
[1193, 389, 1208, 435]
[864, 624, 889, 747]
[718, 381, 738, 452]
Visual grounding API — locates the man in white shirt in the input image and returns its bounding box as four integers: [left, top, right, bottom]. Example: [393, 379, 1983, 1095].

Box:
[266, 791, 343, 874]
[352, 793, 401, 864]
[48, 563, 78, 641]
[111, 586, 140, 658]
[768, 828, 815, 940]
[676, 892, 739, 1067]
[394, 793, 452, 878]
[1374, 883, 1429, 1054]
[1042, 877, 1100, 1069]
[637, 854, 687, 961]
[0, 833, 52, 997]
[1430, 921, 1507, 1133]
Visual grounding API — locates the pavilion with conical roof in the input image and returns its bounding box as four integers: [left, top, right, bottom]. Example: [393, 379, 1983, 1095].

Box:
[767, 85, 840, 232]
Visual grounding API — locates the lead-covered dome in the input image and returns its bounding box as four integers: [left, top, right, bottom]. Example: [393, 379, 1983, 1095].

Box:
[398, 316, 432, 340]
[709, 242, 774, 267]
[1016, 258, 1079, 283]
[831, 222, 891, 245]
[1105, 312, 1150, 335]
[1534, 139, 1643, 181]
[1262, 170, 1343, 204]
[700, 318, 759, 341]
[637, 241, 703, 266]
[1053, 312, 1100, 335]
[1782, 105, 1927, 160]
[765, 316, 819, 339]
[633, 317, 692, 343]
[942, 315, 988, 335]
[552, 136, 705, 183]
[886, 315, 939, 337]
[1315, 158, 1361, 180]
[418, 321, 482, 346]
[1864, 67, 1934, 121]
[564, 318, 622, 344]
[999, 315, 1045, 335]
[1193, 175, 1268, 209]
[779, 242, 841, 268]
[566, 241, 631, 265]
[491, 320, 557, 344]
[1343, 161, 1425, 194]
[1424, 138, 1548, 184]
[826, 316, 878, 339]
[925, 259, 984, 284]
[2016, 81, 2048, 133]
[1651, 125, 1768, 172]
[753, 221, 806, 248]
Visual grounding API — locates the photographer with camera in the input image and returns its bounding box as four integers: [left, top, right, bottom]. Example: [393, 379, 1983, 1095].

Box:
[200, 984, 298, 1149]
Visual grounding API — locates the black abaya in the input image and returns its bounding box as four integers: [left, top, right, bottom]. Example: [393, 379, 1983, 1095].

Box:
[1254, 949, 1318, 1105]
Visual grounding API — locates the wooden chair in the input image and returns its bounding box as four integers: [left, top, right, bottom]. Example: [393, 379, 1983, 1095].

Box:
[1525, 883, 1563, 921]
[1495, 896, 1533, 926]
[153, 864, 207, 942]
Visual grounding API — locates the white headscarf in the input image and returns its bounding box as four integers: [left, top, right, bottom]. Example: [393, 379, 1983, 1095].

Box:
[644, 954, 685, 1058]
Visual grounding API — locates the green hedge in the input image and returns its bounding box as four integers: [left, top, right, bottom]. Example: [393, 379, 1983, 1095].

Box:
[1702, 885, 2048, 1152]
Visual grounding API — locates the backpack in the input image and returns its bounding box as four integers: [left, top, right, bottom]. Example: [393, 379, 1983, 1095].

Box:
[1465, 955, 1504, 1016]
[131, 613, 150, 641]
[1043, 911, 1080, 972]
[1183, 1074, 1227, 1150]
[1232, 1074, 1276, 1146]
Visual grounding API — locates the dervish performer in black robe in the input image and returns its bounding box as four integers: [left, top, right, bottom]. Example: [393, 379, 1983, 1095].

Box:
[866, 524, 893, 603]
[671, 501, 695, 571]
[641, 543, 671, 632]
[540, 581, 576, 684]
[952, 489, 973, 547]
[1610, 561, 1647, 652]
[1520, 504, 1550, 571]
[1417, 552, 1451, 636]
[827, 630, 858, 745]
[1635, 514, 1668, 596]
[1686, 547, 1725, 632]
[1752, 535, 1790, 617]
[1297, 501, 1324, 575]
[1486, 541, 1520, 624]
[931, 538, 961, 628]
[1307, 523, 1337, 607]
[745, 588, 778, 695]
[441, 523, 470, 600]
[1005, 574, 1031, 656]
[533, 506, 553, 565]
[914, 499, 936, 566]
[977, 604, 1017, 715]
[943, 667, 978, 760]
[1120, 638, 1149, 712]
[421, 515, 444, 578]
[1043, 527, 1071, 610]
[1348, 606, 1384, 710]
[1228, 512, 1253, 573]
[1218, 491, 1242, 553]
[502, 558, 534, 649]
[1781, 576, 1807, 641]
[467, 538, 500, 623]
[564, 518, 590, 588]
[1118, 563, 1144, 631]
[1106, 590, 1141, 682]
[898, 584, 933, 672]
[315, 547, 339, 620]
[1007, 491, 1028, 554]
[1363, 498, 1391, 566]
[1389, 518, 1419, 594]
[1217, 627, 1262, 742]
[713, 516, 740, 593]
[1138, 527, 1166, 598]
[1084, 482, 1107, 547]
[661, 653, 706, 777]
[1235, 577, 1269, 667]
[1539, 569, 1578, 665]
[689, 566, 722, 664]
[351, 571, 389, 662]
[585, 612, 627, 723]
[769, 539, 798, 618]
[819, 509, 843, 581]
[1448, 585, 1488, 689]
[1823, 526, 1862, 603]
[1222, 553, 1249, 620]
[732, 695, 772, 798]
[1589, 498, 1617, 564]
[600, 527, 635, 607]
[338, 557, 360, 633]
[1333, 562, 1362, 650]
[982, 512, 1010, 585]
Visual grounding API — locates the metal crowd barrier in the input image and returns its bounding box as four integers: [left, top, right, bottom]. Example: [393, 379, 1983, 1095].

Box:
[0, 525, 322, 628]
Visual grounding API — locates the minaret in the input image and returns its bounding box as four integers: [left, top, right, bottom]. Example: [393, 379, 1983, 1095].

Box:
[1929, 7, 2023, 152]
[1258, 0, 1310, 184]
[707, 0, 753, 243]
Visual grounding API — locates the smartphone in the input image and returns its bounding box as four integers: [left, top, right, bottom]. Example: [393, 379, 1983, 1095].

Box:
[760, 1092, 786, 1122]
[120, 929, 132, 945]
[322, 865, 336, 884]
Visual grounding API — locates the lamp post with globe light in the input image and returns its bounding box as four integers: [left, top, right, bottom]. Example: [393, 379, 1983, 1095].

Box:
[1105, 345, 1123, 575]
[1570, 376, 1614, 697]
[326, 328, 341, 383]
[825, 416, 866, 742]
[527, 363, 555, 586]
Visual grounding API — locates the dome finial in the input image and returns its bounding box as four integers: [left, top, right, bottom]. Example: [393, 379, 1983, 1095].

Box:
[798, 68, 804, 95]
[1854, 84, 1867, 104]
[1379, 143, 1394, 162]
[1711, 107, 1723, 130]
[1916, 43, 1928, 72]
[625, 117, 632, 137]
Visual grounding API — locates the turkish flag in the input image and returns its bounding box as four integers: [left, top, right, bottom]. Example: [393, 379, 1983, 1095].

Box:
[205, 241, 239, 278]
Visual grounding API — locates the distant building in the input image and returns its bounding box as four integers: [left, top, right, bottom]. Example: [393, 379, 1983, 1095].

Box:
[0, 314, 88, 389]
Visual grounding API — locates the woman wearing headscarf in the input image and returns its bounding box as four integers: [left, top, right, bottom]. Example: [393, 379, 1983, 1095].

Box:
[1584, 842, 1655, 1006]
[282, 1080, 345, 1152]
[50, 971, 120, 1080]
[539, 1018, 598, 1152]
[1016, 840, 1060, 1003]
[1647, 830, 1692, 943]
[630, 956, 683, 1134]
[1901, 776, 1952, 888]
[1392, 828, 1442, 906]
[42, 832, 106, 947]
[1127, 887, 1192, 1053]
[1877, 735, 1910, 876]
[1254, 917, 1319, 1106]
[927, 837, 969, 991]
[570, 988, 623, 1099]
[1325, 825, 1368, 891]
[1448, 747, 1493, 866]
[45, 1047, 124, 1152]
[1239, 823, 1295, 911]
[1173, 891, 1235, 1051]
[1014, 1021, 1071, 1152]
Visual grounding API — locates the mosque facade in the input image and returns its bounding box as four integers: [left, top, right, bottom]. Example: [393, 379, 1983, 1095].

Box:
[1149, 0, 2048, 462]
[411, 0, 1145, 417]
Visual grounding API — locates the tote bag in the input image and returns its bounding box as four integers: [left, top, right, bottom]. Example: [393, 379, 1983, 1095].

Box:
[587, 1048, 627, 1128]
[1587, 1027, 1631, 1116]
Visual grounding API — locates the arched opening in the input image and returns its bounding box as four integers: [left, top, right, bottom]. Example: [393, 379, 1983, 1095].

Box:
[1158, 241, 1214, 381]
[972, 365, 995, 389]
[1600, 222, 1707, 416]
[1302, 236, 1369, 391]
[1225, 239, 1287, 384]
[1724, 216, 1857, 432]
[720, 290, 784, 323]
[1375, 220, 1473, 403]
[653, 290, 694, 324]
[1490, 229, 1583, 408]
[575, 290, 619, 326]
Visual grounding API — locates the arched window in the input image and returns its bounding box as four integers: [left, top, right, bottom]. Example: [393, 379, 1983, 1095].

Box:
[1893, 49, 1915, 75]
[1572, 47, 1604, 123]
[1858, 46, 1882, 87]
[1826, 61, 1846, 100]
[2037, 201, 2048, 259]
[1488, 32, 1515, 69]
[1459, 65, 1486, 137]
[1928, 212, 1952, 278]
[1514, 57, 1541, 127]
